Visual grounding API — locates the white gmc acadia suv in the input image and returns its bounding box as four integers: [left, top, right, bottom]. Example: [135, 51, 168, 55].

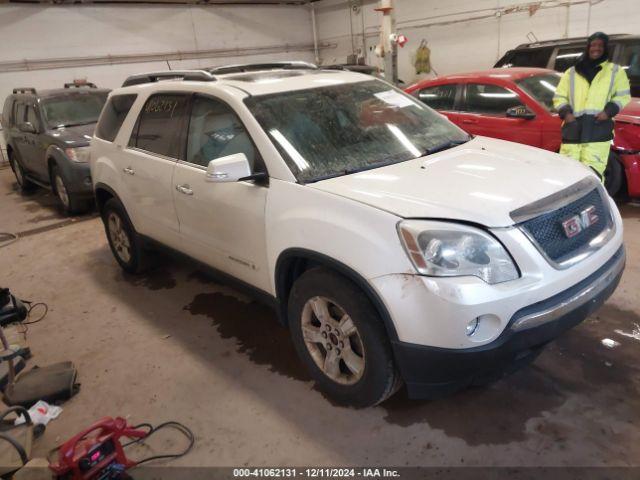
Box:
[90, 63, 625, 407]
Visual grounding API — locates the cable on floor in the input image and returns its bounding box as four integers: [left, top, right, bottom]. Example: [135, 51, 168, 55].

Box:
[0, 232, 18, 249]
[22, 301, 48, 325]
[133, 421, 195, 465]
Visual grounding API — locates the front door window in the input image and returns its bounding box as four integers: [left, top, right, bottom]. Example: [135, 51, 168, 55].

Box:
[186, 95, 263, 172]
[462, 84, 524, 116]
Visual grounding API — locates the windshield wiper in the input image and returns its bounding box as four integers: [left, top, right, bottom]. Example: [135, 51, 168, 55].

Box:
[422, 137, 471, 156]
[307, 157, 407, 183]
[342, 158, 403, 176]
[54, 120, 96, 128]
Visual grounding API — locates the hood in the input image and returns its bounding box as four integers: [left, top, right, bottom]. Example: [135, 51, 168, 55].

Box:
[47, 123, 96, 148]
[617, 98, 640, 125]
[309, 136, 593, 228]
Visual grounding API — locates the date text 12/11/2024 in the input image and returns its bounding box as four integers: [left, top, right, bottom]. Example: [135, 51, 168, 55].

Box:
[233, 468, 401, 478]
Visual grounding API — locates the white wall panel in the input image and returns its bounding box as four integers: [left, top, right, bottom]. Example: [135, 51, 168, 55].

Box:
[0, 4, 315, 162]
[314, 0, 640, 85]
[0, 5, 314, 95]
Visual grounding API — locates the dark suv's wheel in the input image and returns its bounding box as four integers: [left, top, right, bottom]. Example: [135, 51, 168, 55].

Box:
[604, 152, 625, 197]
[51, 164, 90, 214]
[288, 267, 401, 407]
[8, 153, 35, 192]
[102, 198, 146, 273]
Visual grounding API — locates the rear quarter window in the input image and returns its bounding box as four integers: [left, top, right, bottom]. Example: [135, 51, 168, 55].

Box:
[95, 94, 138, 142]
[1, 97, 14, 128]
[417, 84, 457, 110]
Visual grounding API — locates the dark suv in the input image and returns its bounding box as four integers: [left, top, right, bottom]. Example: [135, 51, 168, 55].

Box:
[1, 83, 109, 213]
[495, 34, 640, 97]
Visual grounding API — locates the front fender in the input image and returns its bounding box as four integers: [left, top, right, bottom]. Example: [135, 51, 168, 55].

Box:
[266, 179, 414, 289]
[46, 144, 92, 193]
[45, 144, 66, 170]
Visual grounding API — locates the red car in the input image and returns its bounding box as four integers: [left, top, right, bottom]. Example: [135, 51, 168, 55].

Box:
[405, 68, 640, 198]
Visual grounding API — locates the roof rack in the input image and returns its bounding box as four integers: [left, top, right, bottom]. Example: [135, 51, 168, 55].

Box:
[12, 87, 36, 95]
[121, 70, 217, 88]
[322, 64, 378, 74]
[514, 33, 633, 49]
[64, 82, 97, 89]
[207, 61, 317, 75]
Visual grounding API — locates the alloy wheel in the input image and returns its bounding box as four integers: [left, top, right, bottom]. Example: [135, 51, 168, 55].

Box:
[107, 212, 132, 263]
[55, 174, 70, 209]
[301, 296, 366, 385]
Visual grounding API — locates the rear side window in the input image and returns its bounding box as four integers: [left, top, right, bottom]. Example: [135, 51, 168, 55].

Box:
[462, 84, 524, 115]
[554, 46, 585, 72]
[496, 47, 553, 68]
[14, 103, 27, 126]
[129, 94, 190, 159]
[417, 84, 457, 110]
[96, 94, 137, 142]
[620, 41, 640, 96]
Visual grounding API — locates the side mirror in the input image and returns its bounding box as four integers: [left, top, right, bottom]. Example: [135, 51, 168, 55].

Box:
[506, 106, 536, 120]
[19, 122, 36, 133]
[205, 153, 253, 183]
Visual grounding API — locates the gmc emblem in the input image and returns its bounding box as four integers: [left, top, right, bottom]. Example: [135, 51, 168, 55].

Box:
[562, 206, 599, 238]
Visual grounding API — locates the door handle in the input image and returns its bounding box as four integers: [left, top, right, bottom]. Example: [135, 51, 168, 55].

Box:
[175, 184, 193, 196]
[461, 119, 478, 124]
[123, 167, 135, 175]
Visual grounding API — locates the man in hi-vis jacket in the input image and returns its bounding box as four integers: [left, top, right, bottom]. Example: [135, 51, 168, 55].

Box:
[553, 32, 631, 180]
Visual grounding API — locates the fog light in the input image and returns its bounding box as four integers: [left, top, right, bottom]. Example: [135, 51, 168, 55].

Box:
[466, 317, 479, 336]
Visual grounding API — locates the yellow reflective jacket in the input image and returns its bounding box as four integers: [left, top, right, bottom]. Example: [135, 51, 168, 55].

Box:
[553, 60, 631, 118]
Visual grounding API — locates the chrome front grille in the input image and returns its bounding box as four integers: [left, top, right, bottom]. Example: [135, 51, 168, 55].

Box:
[511, 178, 615, 269]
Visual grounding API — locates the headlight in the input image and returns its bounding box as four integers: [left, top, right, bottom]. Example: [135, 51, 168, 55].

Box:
[397, 220, 519, 284]
[65, 146, 91, 163]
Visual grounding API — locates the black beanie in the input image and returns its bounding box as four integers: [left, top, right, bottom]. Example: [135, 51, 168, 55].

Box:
[588, 31, 609, 45]
[575, 31, 610, 80]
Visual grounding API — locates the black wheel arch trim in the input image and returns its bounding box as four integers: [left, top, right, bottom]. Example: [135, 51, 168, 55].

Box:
[94, 182, 127, 216]
[275, 248, 399, 341]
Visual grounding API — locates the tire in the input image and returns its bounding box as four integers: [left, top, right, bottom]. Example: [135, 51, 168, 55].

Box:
[288, 267, 401, 407]
[604, 152, 624, 197]
[51, 164, 90, 215]
[102, 198, 146, 274]
[8, 152, 35, 192]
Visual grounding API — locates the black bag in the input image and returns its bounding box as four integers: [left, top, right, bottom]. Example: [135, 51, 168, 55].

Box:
[0, 289, 27, 328]
[4, 362, 80, 407]
[561, 117, 582, 143]
[582, 115, 614, 143]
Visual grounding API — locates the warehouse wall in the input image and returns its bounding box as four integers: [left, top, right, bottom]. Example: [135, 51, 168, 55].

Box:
[313, 0, 639, 84]
[0, 4, 316, 164]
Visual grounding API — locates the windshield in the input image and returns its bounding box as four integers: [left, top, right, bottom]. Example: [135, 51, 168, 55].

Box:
[42, 92, 108, 129]
[245, 80, 470, 183]
[515, 73, 561, 112]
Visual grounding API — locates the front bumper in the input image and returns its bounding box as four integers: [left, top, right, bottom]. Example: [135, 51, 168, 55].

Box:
[619, 153, 640, 198]
[391, 246, 625, 399]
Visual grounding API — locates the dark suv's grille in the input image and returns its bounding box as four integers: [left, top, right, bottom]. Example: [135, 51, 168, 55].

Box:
[520, 187, 610, 265]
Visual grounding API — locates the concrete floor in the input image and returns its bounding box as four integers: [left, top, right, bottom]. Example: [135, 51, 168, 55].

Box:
[1, 165, 640, 467]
